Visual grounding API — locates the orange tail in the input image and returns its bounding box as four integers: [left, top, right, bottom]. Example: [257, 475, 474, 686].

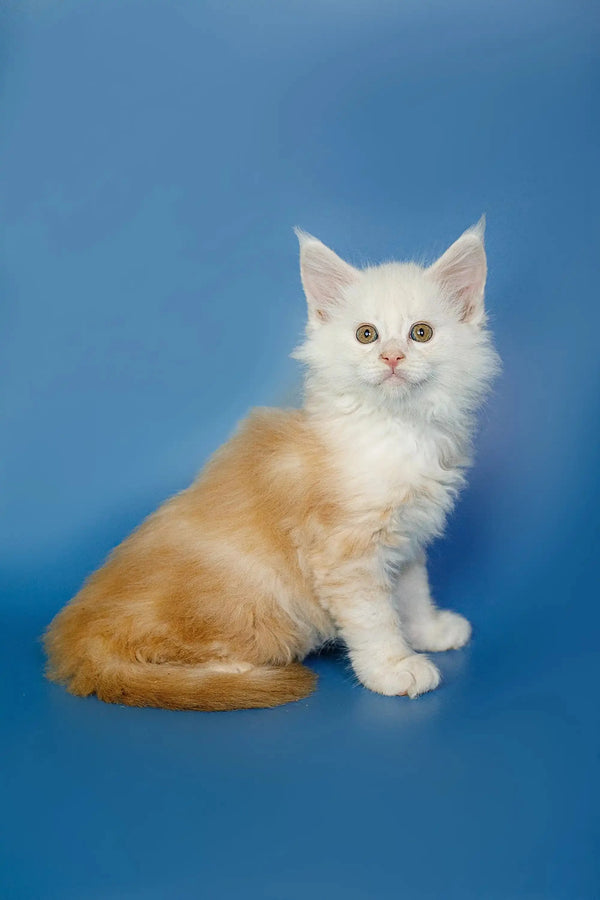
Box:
[46, 655, 317, 711]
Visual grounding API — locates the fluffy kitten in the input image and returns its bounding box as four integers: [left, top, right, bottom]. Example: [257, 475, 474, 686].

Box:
[44, 222, 499, 710]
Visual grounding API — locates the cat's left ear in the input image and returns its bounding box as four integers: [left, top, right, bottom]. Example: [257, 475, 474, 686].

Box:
[428, 218, 487, 324]
[295, 229, 360, 325]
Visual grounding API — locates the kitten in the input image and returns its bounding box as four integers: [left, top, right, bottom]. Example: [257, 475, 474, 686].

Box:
[44, 222, 499, 710]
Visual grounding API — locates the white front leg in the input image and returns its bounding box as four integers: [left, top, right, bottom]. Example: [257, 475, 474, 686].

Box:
[312, 551, 440, 698]
[393, 554, 472, 652]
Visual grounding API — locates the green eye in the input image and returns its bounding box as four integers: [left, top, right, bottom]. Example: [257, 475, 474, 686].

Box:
[410, 322, 433, 343]
[356, 324, 378, 344]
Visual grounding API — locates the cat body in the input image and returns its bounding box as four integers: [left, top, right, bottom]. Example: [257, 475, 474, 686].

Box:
[44, 223, 499, 709]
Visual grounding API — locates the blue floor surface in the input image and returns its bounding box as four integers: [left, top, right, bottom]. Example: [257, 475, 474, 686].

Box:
[1, 2, 599, 898]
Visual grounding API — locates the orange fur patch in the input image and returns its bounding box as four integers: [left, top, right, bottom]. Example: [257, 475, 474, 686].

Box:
[44, 409, 382, 710]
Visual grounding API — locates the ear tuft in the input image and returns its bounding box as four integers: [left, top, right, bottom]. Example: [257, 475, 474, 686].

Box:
[293, 226, 315, 247]
[469, 214, 486, 241]
[295, 229, 360, 325]
[428, 220, 487, 324]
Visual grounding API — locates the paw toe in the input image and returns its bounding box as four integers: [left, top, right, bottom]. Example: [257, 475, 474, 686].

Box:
[409, 611, 472, 652]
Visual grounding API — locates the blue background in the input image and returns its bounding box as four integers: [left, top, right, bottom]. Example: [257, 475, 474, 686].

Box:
[1, 1, 599, 898]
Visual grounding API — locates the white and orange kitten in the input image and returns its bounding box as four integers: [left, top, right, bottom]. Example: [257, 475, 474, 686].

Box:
[45, 222, 500, 710]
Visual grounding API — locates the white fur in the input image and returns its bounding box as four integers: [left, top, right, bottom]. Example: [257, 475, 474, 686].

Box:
[295, 224, 499, 696]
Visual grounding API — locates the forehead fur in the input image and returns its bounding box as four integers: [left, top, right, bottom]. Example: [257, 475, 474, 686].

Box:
[341, 262, 449, 332]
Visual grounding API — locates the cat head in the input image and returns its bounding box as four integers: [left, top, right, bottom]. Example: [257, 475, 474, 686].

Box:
[293, 222, 499, 420]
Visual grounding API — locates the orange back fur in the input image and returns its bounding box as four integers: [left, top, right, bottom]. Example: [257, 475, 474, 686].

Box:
[44, 409, 367, 710]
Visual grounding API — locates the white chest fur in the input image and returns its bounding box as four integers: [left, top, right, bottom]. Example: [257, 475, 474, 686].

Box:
[318, 407, 467, 557]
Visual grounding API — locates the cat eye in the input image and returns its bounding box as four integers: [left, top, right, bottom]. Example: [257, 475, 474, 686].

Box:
[410, 322, 434, 343]
[356, 324, 379, 344]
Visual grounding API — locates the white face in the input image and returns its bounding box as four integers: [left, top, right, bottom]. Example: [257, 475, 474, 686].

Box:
[295, 225, 497, 414]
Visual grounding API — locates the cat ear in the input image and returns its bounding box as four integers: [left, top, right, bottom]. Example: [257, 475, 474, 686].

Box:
[295, 229, 360, 324]
[428, 218, 487, 324]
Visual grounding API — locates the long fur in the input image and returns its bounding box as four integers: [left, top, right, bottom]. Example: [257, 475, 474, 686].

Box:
[44, 224, 499, 710]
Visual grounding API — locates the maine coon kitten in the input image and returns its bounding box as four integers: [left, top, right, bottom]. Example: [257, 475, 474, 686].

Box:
[44, 222, 499, 710]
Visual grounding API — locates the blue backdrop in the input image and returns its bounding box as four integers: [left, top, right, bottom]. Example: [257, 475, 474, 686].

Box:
[1, 2, 598, 898]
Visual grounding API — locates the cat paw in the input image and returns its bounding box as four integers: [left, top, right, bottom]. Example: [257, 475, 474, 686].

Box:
[358, 653, 441, 699]
[408, 610, 472, 652]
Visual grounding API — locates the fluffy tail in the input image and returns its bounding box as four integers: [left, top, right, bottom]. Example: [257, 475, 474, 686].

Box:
[46, 655, 317, 711]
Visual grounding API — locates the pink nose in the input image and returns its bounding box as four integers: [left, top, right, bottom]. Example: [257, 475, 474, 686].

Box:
[380, 351, 405, 371]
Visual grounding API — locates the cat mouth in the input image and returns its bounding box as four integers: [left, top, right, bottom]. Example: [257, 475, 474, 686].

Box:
[380, 370, 406, 384]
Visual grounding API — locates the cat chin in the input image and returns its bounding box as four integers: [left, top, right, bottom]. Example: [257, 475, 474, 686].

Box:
[378, 379, 411, 395]
[374, 374, 427, 395]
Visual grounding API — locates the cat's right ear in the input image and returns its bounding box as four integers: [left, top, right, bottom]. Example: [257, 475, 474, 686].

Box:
[295, 229, 360, 325]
